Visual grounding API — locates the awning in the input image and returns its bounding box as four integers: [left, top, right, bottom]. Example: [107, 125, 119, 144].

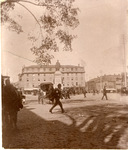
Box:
[40, 82, 53, 85]
[24, 88, 34, 91]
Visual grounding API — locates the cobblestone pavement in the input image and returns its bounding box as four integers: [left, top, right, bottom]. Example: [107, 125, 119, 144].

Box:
[2, 93, 128, 149]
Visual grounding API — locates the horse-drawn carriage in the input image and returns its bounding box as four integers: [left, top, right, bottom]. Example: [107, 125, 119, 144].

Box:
[39, 82, 54, 104]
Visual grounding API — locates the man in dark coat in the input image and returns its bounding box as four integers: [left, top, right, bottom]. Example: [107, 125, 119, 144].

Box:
[83, 88, 87, 98]
[4, 79, 23, 128]
[49, 84, 65, 113]
[101, 86, 108, 100]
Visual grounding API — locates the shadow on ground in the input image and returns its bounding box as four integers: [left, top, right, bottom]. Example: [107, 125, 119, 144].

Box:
[2, 102, 128, 149]
[63, 99, 96, 104]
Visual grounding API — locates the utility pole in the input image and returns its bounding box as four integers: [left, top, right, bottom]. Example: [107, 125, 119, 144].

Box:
[100, 70, 103, 92]
[122, 35, 127, 87]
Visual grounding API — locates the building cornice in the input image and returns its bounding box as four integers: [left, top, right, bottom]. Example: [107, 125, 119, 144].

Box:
[21, 71, 85, 75]
[23, 64, 84, 69]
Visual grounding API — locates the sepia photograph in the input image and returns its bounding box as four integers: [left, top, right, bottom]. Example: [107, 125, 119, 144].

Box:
[1, 0, 128, 149]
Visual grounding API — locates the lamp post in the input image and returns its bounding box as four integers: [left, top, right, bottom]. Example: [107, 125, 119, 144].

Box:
[122, 35, 127, 87]
[100, 70, 103, 92]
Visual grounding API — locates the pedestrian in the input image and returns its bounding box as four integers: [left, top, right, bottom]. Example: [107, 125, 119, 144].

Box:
[4, 79, 23, 129]
[67, 88, 70, 99]
[83, 88, 87, 98]
[49, 84, 65, 113]
[38, 88, 45, 104]
[38, 89, 41, 104]
[93, 89, 95, 95]
[101, 86, 108, 100]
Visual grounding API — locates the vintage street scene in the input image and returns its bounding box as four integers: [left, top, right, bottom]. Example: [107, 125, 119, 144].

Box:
[1, 0, 128, 149]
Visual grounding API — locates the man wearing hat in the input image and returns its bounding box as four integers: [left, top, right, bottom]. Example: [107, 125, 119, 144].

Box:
[49, 83, 65, 113]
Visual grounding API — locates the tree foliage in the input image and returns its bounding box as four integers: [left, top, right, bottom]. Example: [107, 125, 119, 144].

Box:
[1, 0, 79, 64]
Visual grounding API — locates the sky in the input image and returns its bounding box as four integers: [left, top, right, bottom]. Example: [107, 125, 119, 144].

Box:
[1, 0, 128, 82]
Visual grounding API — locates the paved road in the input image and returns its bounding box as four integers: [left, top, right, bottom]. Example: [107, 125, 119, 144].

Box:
[2, 93, 128, 149]
[25, 92, 128, 102]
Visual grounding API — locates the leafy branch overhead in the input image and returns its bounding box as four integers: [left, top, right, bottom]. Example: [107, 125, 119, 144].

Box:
[1, 0, 80, 64]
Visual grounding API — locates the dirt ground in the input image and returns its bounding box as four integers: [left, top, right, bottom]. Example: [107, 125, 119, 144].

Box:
[2, 93, 128, 149]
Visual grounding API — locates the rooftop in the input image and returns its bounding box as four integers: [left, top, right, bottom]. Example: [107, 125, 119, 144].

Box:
[23, 64, 84, 69]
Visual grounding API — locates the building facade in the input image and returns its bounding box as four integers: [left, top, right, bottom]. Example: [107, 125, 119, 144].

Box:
[86, 74, 127, 92]
[18, 61, 85, 89]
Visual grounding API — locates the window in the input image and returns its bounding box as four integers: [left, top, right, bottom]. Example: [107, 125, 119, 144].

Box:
[26, 83, 29, 87]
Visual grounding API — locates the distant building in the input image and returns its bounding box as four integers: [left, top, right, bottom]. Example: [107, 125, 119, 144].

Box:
[87, 74, 127, 92]
[18, 61, 85, 90]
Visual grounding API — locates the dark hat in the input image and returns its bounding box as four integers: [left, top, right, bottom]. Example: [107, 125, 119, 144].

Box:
[58, 83, 61, 86]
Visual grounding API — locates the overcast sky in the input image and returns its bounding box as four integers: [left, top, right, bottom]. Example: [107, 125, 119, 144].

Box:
[1, 0, 128, 82]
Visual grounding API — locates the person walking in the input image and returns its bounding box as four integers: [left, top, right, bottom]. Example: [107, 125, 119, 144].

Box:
[49, 84, 65, 113]
[38, 89, 41, 104]
[101, 86, 108, 100]
[83, 88, 87, 98]
[38, 88, 45, 104]
[67, 88, 70, 99]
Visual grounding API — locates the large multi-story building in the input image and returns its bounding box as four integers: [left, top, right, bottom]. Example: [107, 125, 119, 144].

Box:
[86, 74, 127, 92]
[18, 61, 85, 90]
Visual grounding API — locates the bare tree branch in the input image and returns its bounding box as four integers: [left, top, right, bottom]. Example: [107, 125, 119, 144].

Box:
[1, 0, 56, 7]
[16, 1, 43, 38]
[1, 0, 79, 65]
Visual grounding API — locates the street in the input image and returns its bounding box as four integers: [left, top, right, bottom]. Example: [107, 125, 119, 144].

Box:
[2, 93, 128, 149]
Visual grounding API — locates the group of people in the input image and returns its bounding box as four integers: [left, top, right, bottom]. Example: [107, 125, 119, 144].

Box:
[62, 88, 71, 99]
[2, 78, 24, 129]
[82, 86, 108, 100]
[38, 83, 108, 114]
